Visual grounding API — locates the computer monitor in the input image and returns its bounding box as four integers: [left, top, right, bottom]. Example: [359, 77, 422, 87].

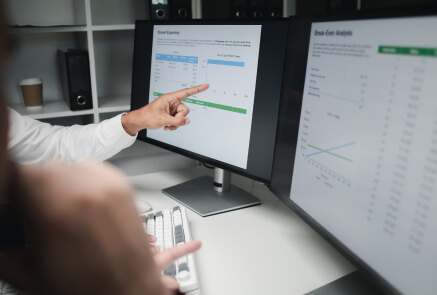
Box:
[270, 8, 437, 295]
[131, 20, 288, 216]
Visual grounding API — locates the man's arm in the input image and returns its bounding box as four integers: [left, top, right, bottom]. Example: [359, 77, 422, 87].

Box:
[8, 84, 209, 164]
[8, 108, 135, 164]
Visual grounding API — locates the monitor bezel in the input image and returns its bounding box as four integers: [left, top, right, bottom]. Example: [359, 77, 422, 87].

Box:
[131, 19, 289, 184]
[270, 6, 437, 295]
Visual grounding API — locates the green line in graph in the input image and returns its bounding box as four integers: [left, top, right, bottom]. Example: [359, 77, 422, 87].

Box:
[308, 144, 353, 162]
[153, 91, 247, 114]
[184, 98, 247, 114]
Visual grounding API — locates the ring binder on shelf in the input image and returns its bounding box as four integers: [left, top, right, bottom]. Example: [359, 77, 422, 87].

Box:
[266, 0, 283, 18]
[230, 0, 249, 19]
[150, 0, 171, 20]
[171, 0, 192, 20]
[249, 0, 265, 18]
[58, 49, 93, 111]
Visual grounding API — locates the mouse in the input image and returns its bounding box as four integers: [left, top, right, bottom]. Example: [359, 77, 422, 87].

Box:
[135, 199, 152, 214]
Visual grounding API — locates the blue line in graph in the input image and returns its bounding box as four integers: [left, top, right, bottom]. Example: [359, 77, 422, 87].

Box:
[306, 142, 356, 158]
[207, 59, 245, 67]
[156, 54, 198, 64]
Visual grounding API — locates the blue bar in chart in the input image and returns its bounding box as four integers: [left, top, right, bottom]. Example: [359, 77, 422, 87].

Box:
[207, 59, 245, 67]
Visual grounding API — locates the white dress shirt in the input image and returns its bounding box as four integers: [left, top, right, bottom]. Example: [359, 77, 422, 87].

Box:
[7, 108, 137, 164]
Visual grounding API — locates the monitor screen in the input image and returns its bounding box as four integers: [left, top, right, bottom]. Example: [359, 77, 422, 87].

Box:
[132, 20, 288, 183]
[271, 10, 437, 295]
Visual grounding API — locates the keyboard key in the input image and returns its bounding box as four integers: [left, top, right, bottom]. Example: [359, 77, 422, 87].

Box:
[177, 255, 187, 265]
[178, 262, 189, 272]
[146, 216, 155, 237]
[178, 262, 191, 282]
[174, 225, 185, 244]
[164, 263, 177, 278]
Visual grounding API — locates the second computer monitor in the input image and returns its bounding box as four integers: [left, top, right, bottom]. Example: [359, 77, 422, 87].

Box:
[270, 8, 437, 295]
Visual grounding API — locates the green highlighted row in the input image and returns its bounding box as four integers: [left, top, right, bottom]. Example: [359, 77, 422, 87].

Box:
[183, 98, 247, 114]
[152, 92, 246, 114]
[378, 46, 437, 57]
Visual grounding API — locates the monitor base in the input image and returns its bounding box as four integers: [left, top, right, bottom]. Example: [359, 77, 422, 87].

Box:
[305, 271, 384, 295]
[162, 175, 261, 217]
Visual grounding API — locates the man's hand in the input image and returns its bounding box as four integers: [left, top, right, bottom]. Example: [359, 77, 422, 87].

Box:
[0, 161, 201, 295]
[154, 241, 202, 290]
[121, 84, 209, 135]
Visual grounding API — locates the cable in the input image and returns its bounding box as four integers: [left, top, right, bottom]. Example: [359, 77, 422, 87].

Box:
[202, 162, 214, 169]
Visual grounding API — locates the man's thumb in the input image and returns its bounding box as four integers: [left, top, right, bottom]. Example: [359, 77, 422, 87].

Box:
[164, 115, 190, 127]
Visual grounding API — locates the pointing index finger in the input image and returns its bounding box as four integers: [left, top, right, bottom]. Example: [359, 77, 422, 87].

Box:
[154, 240, 202, 270]
[173, 84, 209, 102]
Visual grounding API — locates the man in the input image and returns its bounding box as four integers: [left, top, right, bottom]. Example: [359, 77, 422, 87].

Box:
[8, 83, 209, 164]
[0, 161, 201, 294]
[0, 2, 201, 294]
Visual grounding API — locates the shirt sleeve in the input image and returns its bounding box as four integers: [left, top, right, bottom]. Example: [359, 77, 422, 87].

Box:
[7, 108, 137, 165]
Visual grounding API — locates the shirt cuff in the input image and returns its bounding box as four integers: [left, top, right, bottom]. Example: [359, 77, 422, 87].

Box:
[101, 113, 137, 150]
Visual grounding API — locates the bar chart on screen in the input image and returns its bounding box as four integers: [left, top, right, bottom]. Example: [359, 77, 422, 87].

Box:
[205, 58, 251, 102]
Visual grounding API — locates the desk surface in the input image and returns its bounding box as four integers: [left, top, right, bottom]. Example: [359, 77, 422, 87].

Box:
[130, 166, 355, 295]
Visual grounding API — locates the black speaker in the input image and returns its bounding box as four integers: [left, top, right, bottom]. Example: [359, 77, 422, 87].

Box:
[150, 0, 170, 20]
[58, 49, 93, 111]
[266, 0, 283, 18]
[171, 0, 192, 20]
[230, 0, 249, 19]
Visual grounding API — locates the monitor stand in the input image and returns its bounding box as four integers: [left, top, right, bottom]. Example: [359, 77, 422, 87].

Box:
[162, 168, 261, 217]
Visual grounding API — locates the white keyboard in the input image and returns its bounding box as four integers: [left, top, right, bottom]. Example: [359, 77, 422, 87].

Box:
[143, 206, 200, 294]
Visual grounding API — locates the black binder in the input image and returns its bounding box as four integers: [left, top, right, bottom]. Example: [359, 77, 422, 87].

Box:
[150, 0, 170, 20]
[249, 0, 265, 18]
[230, 0, 249, 19]
[266, 0, 283, 18]
[171, 0, 192, 20]
[58, 49, 93, 111]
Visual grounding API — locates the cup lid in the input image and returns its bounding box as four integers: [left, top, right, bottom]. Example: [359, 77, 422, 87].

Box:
[19, 78, 42, 86]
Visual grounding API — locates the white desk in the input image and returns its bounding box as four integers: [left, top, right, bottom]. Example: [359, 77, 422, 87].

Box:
[130, 166, 356, 295]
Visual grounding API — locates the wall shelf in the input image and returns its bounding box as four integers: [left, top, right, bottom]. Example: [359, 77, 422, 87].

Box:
[9, 26, 89, 34]
[9, 100, 94, 120]
[91, 24, 135, 31]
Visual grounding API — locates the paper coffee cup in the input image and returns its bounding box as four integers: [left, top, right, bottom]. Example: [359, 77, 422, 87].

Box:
[20, 78, 43, 111]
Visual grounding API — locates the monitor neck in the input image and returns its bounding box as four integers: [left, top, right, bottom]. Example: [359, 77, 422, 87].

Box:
[213, 168, 230, 193]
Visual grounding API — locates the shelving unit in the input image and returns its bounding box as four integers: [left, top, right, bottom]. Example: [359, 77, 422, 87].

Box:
[5, 0, 144, 122]
[4, 0, 200, 174]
